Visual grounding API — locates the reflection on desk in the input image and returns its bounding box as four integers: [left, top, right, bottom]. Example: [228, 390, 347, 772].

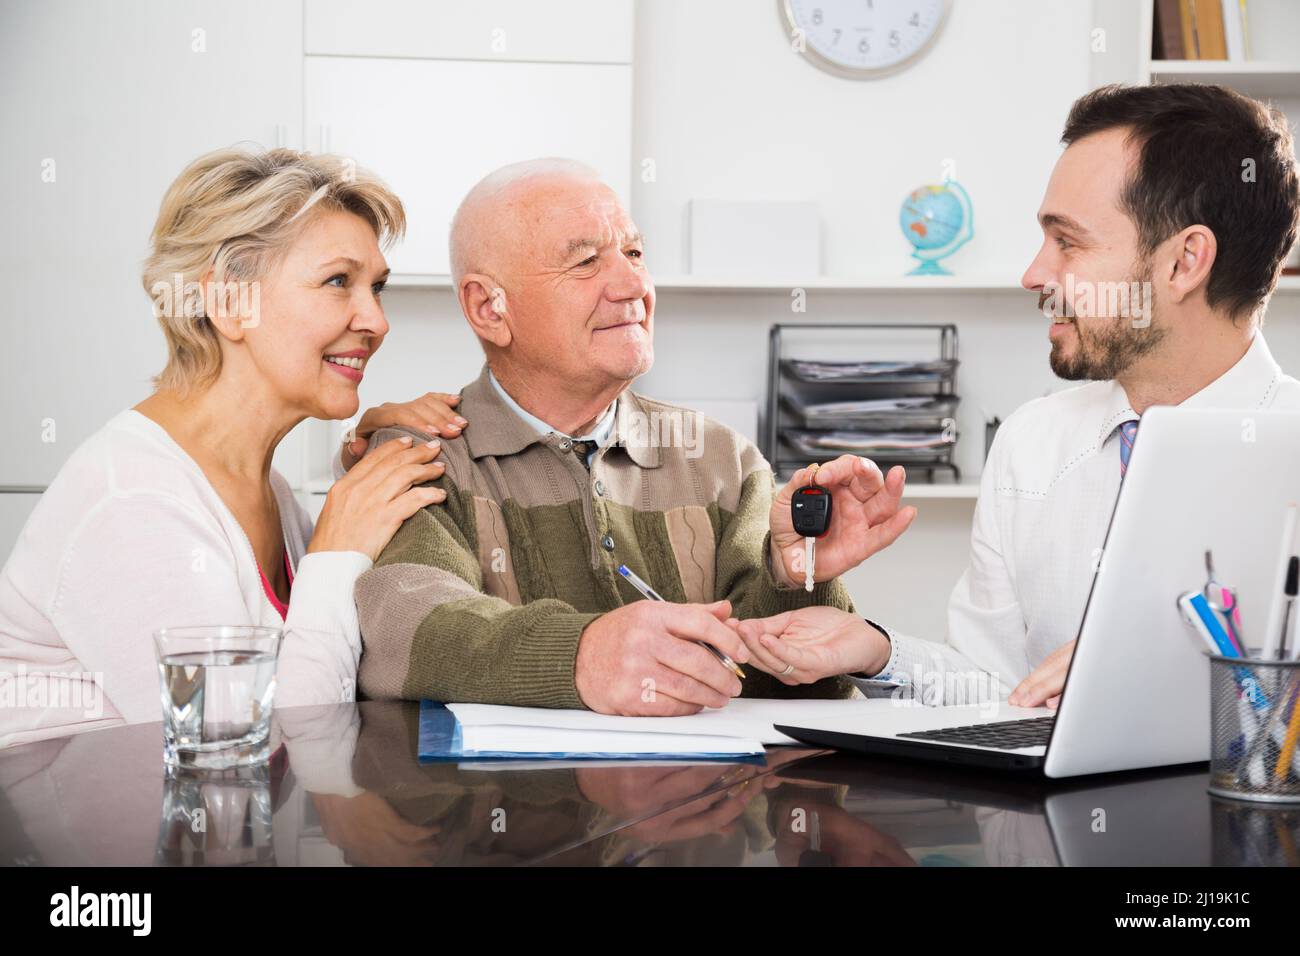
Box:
[0, 702, 1296, 866]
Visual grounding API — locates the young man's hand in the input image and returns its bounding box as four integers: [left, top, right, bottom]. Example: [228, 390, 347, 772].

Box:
[732, 606, 891, 685]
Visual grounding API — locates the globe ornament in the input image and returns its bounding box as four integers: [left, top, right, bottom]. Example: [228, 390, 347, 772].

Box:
[899, 180, 974, 276]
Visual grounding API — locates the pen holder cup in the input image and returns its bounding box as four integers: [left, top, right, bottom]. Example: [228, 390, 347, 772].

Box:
[1208, 655, 1300, 803]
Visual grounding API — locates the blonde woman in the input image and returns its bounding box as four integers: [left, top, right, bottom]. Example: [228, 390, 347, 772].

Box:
[0, 147, 462, 746]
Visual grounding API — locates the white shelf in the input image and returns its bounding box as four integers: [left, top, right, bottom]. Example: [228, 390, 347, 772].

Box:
[387, 272, 1028, 293]
[389, 271, 1300, 294]
[646, 274, 1024, 293]
[305, 473, 979, 499]
[1148, 60, 1300, 97]
[903, 483, 981, 500]
[387, 273, 453, 289]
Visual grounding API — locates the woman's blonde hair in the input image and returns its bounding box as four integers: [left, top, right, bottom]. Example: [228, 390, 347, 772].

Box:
[142, 146, 405, 393]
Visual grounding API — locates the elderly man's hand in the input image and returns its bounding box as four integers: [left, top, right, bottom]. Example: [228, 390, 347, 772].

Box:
[769, 456, 917, 588]
[575, 601, 751, 715]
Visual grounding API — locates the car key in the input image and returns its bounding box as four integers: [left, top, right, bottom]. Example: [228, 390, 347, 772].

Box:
[791, 483, 832, 592]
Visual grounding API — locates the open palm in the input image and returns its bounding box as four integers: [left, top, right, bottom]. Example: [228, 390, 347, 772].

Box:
[733, 606, 877, 685]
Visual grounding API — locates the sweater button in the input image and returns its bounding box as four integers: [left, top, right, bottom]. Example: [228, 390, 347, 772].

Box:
[558, 438, 573, 451]
[601, 534, 615, 551]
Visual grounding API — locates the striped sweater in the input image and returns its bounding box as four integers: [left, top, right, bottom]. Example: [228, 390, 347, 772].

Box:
[354, 365, 857, 708]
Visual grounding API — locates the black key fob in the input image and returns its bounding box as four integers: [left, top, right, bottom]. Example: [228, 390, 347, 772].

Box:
[791, 484, 832, 537]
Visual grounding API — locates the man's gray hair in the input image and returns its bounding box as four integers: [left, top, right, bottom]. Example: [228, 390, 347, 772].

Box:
[448, 157, 602, 286]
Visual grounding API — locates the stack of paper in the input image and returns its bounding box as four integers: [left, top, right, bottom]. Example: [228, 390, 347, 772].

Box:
[418, 698, 882, 762]
[783, 358, 958, 384]
[786, 429, 956, 457]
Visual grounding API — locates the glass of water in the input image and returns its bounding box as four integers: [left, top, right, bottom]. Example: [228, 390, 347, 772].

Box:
[153, 626, 282, 770]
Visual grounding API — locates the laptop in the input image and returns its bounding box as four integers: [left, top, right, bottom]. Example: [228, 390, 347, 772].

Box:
[775, 407, 1300, 778]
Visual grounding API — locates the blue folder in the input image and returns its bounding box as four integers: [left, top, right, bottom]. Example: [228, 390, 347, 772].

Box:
[416, 700, 765, 763]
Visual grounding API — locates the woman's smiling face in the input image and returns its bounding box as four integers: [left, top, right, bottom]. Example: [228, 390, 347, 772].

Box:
[238, 208, 392, 421]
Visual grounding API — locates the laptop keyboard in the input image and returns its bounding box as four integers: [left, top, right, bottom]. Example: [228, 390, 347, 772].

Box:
[897, 716, 1056, 751]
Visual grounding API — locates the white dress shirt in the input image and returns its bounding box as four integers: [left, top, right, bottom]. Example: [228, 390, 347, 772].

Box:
[487, 369, 617, 463]
[854, 332, 1300, 705]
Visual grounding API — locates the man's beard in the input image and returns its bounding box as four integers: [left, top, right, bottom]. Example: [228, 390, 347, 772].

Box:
[1049, 266, 1166, 381]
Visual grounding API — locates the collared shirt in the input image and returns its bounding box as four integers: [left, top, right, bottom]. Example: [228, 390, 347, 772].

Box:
[486, 369, 616, 467]
[856, 332, 1300, 705]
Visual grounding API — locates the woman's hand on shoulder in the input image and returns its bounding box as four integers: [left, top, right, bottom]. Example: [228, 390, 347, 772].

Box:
[310, 434, 447, 561]
[342, 392, 467, 469]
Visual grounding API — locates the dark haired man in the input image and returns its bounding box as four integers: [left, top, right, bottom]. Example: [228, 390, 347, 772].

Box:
[733, 83, 1300, 707]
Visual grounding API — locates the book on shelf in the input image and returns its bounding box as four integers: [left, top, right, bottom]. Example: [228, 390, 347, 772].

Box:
[1153, 0, 1249, 62]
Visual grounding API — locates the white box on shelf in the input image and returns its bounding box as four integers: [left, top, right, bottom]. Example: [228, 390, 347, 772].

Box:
[689, 200, 820, 278]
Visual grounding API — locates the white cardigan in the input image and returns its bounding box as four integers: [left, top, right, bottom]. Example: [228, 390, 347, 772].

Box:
[0, 409, 371, 748]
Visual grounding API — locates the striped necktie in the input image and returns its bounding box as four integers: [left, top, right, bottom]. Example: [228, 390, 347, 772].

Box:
[570, 439, 598, 468]
[1117, 419, 1139, 478]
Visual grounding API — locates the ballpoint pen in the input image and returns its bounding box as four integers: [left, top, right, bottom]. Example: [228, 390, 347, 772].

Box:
[1277, 556, 1298, 661]
[616, 564, 746, 680]
[1262, 504, 1298, 660]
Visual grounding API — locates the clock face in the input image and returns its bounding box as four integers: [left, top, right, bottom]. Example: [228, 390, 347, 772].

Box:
[781, 0, 950, 78]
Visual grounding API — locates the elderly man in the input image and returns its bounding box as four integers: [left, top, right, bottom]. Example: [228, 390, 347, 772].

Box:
[352, 158, 915, 715]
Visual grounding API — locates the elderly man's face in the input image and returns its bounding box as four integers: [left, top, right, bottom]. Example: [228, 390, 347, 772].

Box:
[504, 177, 654, 388]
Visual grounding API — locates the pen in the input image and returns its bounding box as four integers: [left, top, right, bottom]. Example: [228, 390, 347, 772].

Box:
[1275, 684, 1300, 781]
[1262, 503, 1298, 660]
[1277, 556, 1298, 661]
[616, 564, 746, 680]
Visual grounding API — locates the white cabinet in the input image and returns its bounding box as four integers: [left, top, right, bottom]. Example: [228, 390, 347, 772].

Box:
[304, 0, 633, 63]
[303, 55, 633, 277]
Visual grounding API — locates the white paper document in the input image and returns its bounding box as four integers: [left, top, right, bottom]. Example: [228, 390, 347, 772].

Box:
[459, 724, 764, 756]
[447, 697, 889, 750]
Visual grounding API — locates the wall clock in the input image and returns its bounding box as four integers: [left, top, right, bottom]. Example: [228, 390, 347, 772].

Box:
[780, 0, 951, 79]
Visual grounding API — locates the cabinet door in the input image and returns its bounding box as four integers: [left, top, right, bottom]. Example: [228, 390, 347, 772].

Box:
[303, 56, 632, 277]
[304, 0, 633, 63]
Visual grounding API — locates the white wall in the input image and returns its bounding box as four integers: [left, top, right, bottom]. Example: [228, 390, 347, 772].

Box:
[629, 0, 1090, 279]
[0, 0, 304, 488]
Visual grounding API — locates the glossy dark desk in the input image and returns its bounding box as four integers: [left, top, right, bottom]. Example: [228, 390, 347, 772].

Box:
[1, 700, 1295, 866]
